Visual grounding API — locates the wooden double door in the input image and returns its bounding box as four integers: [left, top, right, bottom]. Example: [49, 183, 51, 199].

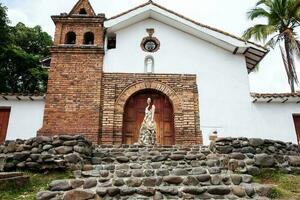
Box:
[0, 108, 10, 144]
[294, 115, 300, 145]
[123, 90, 175, 145]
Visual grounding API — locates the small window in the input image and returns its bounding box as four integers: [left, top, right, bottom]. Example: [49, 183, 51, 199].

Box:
[107, 33, 116, 50]
[144, 56, 154, 73]
[65, 32, 76, 44]
[83, 32, 94, 45]
[79, 8, 87, 15]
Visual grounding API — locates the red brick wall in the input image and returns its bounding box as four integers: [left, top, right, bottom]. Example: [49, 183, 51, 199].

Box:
[101, 73, 202, 145]
[38, 10, 105, 143]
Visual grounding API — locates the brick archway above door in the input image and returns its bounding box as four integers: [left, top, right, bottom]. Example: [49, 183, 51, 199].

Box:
[115, 81, 182, 115]
[101, 73, 202, 145]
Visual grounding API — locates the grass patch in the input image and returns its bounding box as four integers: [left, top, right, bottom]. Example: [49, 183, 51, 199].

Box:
[254, 169, 300, 200]
[0, 171, 73, 200]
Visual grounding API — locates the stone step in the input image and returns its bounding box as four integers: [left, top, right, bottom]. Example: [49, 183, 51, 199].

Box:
[0, 172, 29, 187]
[37, 177, 272, 200]
[0, 172, 24, 179]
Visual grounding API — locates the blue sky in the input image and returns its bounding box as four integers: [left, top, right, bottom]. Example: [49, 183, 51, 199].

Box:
[1, 0, 299, 92]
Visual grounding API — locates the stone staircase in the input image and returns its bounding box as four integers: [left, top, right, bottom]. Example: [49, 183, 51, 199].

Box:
[37, 145, 273, 200]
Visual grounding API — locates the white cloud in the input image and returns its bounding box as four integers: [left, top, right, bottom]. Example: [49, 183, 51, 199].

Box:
[1, 0, 299, 92]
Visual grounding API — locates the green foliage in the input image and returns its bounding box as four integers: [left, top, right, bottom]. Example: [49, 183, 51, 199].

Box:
[0, 3, 10, 48]
[0, 3, 52, 93]
[0, 171, 73, 200]
[254, 168, 300, 199]
[243, 0, 300, 92]
[11, 22, 52, 57]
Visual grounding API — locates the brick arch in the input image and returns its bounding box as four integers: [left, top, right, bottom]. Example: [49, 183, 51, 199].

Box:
[115, 81, 182, 114]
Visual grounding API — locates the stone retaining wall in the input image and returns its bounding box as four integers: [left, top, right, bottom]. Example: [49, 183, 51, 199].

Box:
[0, 135, 92, 171]
[211, 137, 300, 155]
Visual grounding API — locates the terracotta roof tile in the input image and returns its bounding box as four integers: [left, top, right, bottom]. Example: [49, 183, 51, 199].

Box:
[251, 92, 300, 99]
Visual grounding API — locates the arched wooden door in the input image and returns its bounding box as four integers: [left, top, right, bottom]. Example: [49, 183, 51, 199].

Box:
[123, 90, 175, 145]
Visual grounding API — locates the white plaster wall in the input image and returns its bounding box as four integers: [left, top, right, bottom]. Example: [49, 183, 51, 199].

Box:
[104, 18, 300, 145]
[250, 103, 300, 143]
[0, 100, 45, 140]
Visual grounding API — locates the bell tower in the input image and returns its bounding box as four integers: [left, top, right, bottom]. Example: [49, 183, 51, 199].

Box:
[38, 0, 105, 143]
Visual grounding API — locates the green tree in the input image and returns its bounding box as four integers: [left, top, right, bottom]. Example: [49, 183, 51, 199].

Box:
[11, 22, 52, 57]
[243, 0, 300, 93]
[0, 3, 10, 48]
[0, 3, 52, 93]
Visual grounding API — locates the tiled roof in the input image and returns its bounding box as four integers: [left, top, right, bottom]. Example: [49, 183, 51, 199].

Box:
[251, 93, 300, 98]
[0, 93, 45, 100]
[107, 0, 267, 51]
[251, 92, 300, 103]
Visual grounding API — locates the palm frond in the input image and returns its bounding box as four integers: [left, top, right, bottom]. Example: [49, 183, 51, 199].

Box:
[265, 34, 280, 48]
[247, 8, 271, 20]
[256, 0, 274, 8]
[242, 24, 277, 41]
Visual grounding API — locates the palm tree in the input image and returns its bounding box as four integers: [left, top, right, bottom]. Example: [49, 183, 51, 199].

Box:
[243, 0, 300, 92]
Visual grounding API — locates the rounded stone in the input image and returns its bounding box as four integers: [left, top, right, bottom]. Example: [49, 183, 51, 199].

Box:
[99, 170, 109, 177]
[246, 166, 260, 176]
[169, 154, 185, 161]
[255, 185, 273, 197]
[70, 179, 84, 189]
[49, 180, 71, 191]
[191, 167, 207, 175]
[229, 153, 246, 160]
[183, 176, 199, 186]
[230, 174, 242, 185]
[55, 146, 73, 155]
[136, 187, 156, 196]
[288, 156, 300, 167]
[158, 187, 178, 195]
[36, 191, 59, 200]
[116, 164, 129, 170]
[249, 138, 264, 147]
[242, 175, 253, 183]
[143, 177, 158, 187]
[241, 147, 256, 154]
[211, 175, 221, 185]
[113, 179, 125, 186]
[156, 169, 169, 176]
[116, 170, 131, 177]
[107, 187, 121, 196]
[144, 169, 155, 177]
[232, 186, 246, 197]
[83, 178, 97, 189]
[245, 185, 255, 197]
[116, 156, 129, 163]
[130, 163, 142, 169]
[126, 178, 142, 187]
[182, 187, 207, 195]
[63, 189, 95, 200]
[254, 154, 275, 167]
[151, 155, 168, 162]
[207, 186, 231, 195]
[208, 167, 221, 174]
[196, 174, 211, 182]
[172, 169, 189, 176]
[120, 188, 136, 196]
[96, 187, 107, 197]
[132, 169, 145, 177]
[163, 176, 184, 184]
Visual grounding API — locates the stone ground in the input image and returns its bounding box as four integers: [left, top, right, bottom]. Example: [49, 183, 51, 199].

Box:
[37, 145, 274, 200]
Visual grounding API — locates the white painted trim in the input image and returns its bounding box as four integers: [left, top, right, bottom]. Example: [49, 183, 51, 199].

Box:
[104, 4, 268, 55]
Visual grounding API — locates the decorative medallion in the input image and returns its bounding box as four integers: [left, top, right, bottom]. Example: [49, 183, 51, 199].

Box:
[141, 28, 160, 53]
